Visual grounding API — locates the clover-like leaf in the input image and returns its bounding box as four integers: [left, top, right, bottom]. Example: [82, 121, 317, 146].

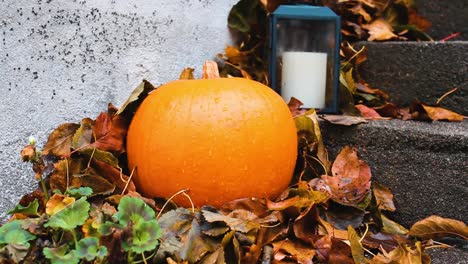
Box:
[65, 187, 93, 198]
[123, 221, 162, 254]
[43, 244, 80, 264]
[7, 199, 39, 216]
[75, 237, 108, 261]
[114, 196, 155, 226]
[0, 220, 36, 246]
[45, 197, 90, 230]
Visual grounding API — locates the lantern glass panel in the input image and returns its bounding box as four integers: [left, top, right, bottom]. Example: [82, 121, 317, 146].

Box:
[275, 18, 337, 110]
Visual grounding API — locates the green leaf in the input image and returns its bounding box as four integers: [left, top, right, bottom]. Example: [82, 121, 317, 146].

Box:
[382, 214, 409, 236]
[0, 220, 36, 246]
[114, 196, 155, 226]
[227, 0, 260, 32]
[123, 221, 162, 254]
[347, 225, 366, 264]
[65, 187, 93, 198]
[79, 148, 120, 168]
[116, 80, 156, 116]
[75, 237, 108, 261]
[7, 199, 39, 216]
[45, 197, 90, 230]
[43, 245, 80, 264]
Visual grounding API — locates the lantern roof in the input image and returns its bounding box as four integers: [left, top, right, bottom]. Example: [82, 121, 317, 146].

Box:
[272, 5, 338, 19]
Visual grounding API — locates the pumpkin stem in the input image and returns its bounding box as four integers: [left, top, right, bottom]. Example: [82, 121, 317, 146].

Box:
[202, 61, 220, 79]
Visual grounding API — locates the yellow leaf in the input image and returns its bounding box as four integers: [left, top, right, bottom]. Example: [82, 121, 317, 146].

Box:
[46, 194, 75, 215]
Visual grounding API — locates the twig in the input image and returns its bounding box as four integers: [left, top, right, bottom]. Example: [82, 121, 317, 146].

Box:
[121, 166, 135, 195]
[440, 32, 461, 42]
[436, 87, 458, 105]
[157, 189, 192, 219]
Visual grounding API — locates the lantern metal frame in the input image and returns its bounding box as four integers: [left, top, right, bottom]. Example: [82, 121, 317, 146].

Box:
[269, 5, 341, 113]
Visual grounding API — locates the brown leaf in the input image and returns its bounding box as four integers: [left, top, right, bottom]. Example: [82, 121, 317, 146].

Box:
[49, 158, 84, 192]
[355, 82, 389, 99]
[272, 239, 315, 264]
[42, 123, 80, 157]
[315, 147, 372, 206]
[362, 232, 400, 253]
[362, 19, 398, 41]
[408, 9, 431, 32]
[408, 215, 468, 240]
[116, 80, 157, 116]
[355, 104, 383, 119]
[317, 217, 349, 240]
[374, 103, 402, 118]
[21, 145, 36, 162]
[288, 97, 307, 117]
[72, 118, 94, 149]
[328, 238, 354, 264]
[320, 115, 368, 126]
[92, 159, 136, 193]
[179, 68, 195, 80]
[373, 182, 396, 212]
[91, 104, 129, 154]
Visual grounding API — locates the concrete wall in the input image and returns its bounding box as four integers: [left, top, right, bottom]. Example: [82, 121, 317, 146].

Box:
[0, 0, 237, 222]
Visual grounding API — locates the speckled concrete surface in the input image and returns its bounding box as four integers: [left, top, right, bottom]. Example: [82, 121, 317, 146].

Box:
[355, 41, 468, 115]
[321, 119, 468, 228]
[0, 0, 237, 222]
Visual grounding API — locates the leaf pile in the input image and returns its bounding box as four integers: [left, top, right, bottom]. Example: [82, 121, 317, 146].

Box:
[2, 78, 467, 263]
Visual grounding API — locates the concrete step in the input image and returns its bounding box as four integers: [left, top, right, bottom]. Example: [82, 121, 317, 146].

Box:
[355, 41, 468, 115]
[321, 119, 468, 227]
[415, 0, 468, 40]
[321, 119, 468, 261]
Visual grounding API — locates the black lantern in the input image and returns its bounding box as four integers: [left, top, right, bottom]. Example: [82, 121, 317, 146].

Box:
[269, 5, 341, 113]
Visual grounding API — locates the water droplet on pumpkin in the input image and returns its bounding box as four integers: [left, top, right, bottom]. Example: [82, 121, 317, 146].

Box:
[208, 149, 213, 157]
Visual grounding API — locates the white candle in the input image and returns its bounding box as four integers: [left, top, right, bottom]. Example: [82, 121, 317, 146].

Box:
[281, 51, 328, 109]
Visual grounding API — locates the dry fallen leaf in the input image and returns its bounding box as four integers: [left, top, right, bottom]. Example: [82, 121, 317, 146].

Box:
[408, 215, 468, 240]
[362, 19, 398, 41]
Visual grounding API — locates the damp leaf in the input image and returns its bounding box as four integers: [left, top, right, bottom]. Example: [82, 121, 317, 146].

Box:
[45, 197, 90, 230]
[43, 245, 80, 264]
[0, 220, 36, 246]
[75, 237, 108, 261]
[7, 199, 39, 216]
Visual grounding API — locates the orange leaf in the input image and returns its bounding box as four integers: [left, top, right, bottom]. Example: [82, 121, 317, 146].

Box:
[355, 104, 383, 120]
[91, 104, 129, 154]
[408, 215, 468, 240]
[420, 104, 464, 122]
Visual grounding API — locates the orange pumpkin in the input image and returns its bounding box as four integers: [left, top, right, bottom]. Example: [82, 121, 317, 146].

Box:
[126, 62, 297, 207]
